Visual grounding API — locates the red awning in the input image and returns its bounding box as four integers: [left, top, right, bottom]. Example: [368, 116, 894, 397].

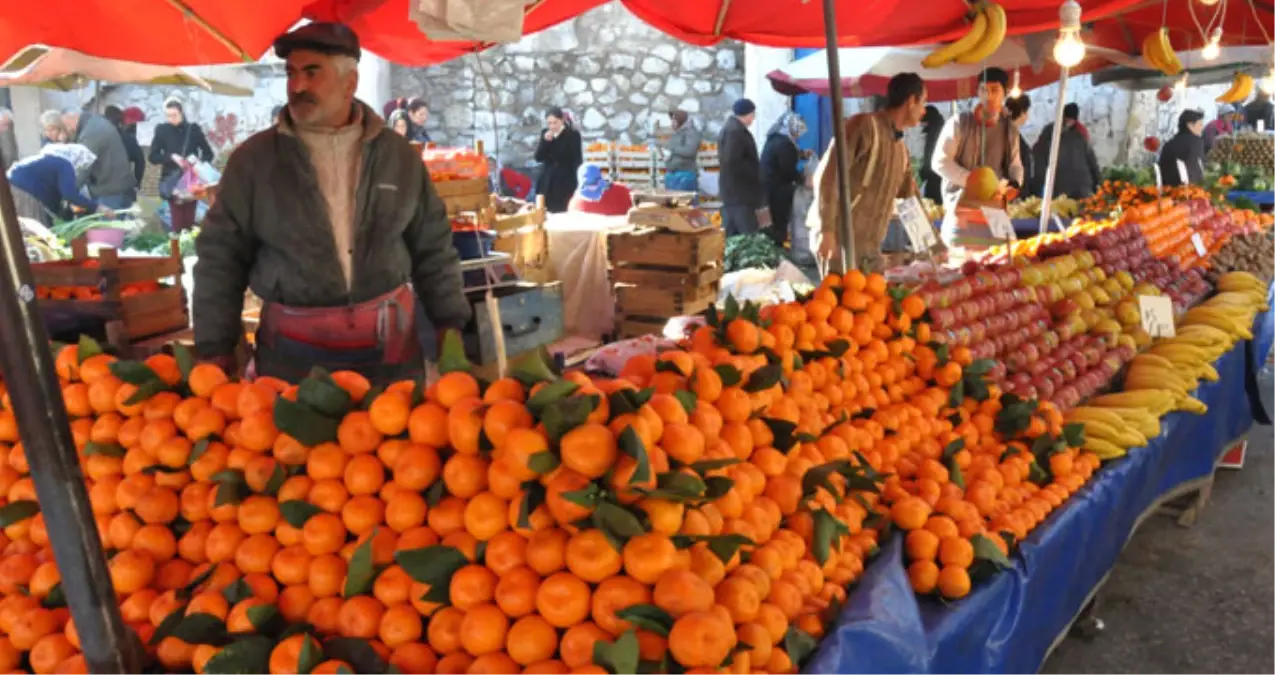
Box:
[304, 0, 608, 66]
[0, 0, 310, 65]
[619, 0, 1151, 48]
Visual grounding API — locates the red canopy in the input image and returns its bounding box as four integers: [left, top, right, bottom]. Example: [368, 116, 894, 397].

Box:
[620, 0, 1150, 48]
[0, 0, 310, 66]
[305, 0, 606, 66]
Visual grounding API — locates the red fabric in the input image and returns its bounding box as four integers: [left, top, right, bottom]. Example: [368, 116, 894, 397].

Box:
[568, 184, 633, 216]
[305, 0, 607, 66]
[501, 168, 533, 199]
[620, 0, 1148, 48]
[0, 0, 310, 65]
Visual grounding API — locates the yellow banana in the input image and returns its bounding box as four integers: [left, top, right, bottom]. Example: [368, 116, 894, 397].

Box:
[1231, 74, 1255, 103]
[1218, 271, 1266, 291]
[1082, 419, 1146, 447]
[1064, 407, 1126, 428]
[1090, 391, 1176, 416]
[1154, 28, 1183, 75]
[1141, 33, 1168, 73]
[1175, 395, 1208, 415]
[1099, 407, 1162, 439]
[1129, 363, 1195, 391]
[923, 9, 989, 68]
[1217, 72, 1251, 103]
[1084, 437, 1128, 460]
[1124, 371, 1189, 395]
[956, 3, 1007, 64]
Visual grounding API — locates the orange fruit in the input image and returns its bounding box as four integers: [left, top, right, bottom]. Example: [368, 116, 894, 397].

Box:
[653, 568, 714, 618]
[668, 610, 733, 668]
[535, 572, 591, 628]
[564, 529, 622, 583]
[459, 603, 509, 656]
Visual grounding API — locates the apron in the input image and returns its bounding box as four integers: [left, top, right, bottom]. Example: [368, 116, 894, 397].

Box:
[253, 284, 423, 386]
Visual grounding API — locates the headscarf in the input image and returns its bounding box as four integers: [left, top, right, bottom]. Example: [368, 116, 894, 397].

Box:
[41, 143, 96, 174]
[388, 109, 411, 136]
[575, 163, 611, 202]
[767, 111, 807, 141]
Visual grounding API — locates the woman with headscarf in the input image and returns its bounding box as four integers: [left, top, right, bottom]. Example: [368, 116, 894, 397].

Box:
[567, 163, 633, 216]
[388, 110, 412, 138]
[759, 111, 807, 246]
[6, 143, 112, 225]
[919, 105, 946, 204]
[1159, 109, 1206, 187]
[534, 107, 584, 213]
[662, 110, 702, 192]
[1203, 103, 1235, 153]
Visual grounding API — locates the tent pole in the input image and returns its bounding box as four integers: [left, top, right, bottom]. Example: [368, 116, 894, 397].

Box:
[0, 156, 142, 673]
[1038, 66, 1070, 234]
[821, 0, 856, 272]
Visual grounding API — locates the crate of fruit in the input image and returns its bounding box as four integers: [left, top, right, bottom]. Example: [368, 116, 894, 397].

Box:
[33, 238, 188, 354]
[607, 226, 725, 272]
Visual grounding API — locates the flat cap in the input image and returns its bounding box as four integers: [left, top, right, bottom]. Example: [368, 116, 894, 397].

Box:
[274, 22, 361, 61]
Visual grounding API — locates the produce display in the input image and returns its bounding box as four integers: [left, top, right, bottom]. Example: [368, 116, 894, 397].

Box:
[1207, 133, 1275, 170]
[422, 149, 488, 183]
[1006, 196, 1080, 220]
[0, 171, 1271, 674]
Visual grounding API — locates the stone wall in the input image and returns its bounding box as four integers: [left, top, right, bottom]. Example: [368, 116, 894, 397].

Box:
[391, 2, 745, 167]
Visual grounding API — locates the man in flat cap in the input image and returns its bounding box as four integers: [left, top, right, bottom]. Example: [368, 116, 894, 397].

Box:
[193, 22, 470, 384]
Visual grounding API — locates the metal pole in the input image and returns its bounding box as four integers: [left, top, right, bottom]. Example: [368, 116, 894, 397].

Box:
[1038, 66, 1071, 234]
[0, 157, 141, 672]
[822, 0, 857, 273]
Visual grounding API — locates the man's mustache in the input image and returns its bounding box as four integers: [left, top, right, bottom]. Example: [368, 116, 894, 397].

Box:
[289, 92, 317, 105]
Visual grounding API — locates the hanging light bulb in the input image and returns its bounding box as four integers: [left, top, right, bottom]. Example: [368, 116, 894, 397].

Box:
[1009, 69, 1022, 98]
[1198, 0, 1220, 6]
[1201, 27, 1223, 61]
[1053, 0, 1086, 68]
[1175, 71, 1190, 94]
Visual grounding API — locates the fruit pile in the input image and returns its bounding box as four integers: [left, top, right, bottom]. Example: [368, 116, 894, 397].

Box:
[1206, 231, 1275, 284]
[422, 149, 488, 183]
[0, 269, 1086, 675]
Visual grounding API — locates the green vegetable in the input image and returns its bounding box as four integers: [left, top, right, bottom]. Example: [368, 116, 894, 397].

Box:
[723, 233, 790, 273]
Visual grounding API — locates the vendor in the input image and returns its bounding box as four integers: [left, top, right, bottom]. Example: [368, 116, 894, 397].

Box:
[6, 143, 114, 225]
[567, 163, 632, 216]
[192, 22, 471, 384]
[809, 73, 925, 272]
[661, 110, 701, 192]
[932, 67, 1024, 245]
[1158, 109, 1206, 187]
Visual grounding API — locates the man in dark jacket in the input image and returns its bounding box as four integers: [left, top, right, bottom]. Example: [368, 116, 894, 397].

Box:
[61, 108, 136, 209]
[103, 105, 146, 187]
[1244, 91, 1274, 131]
[718, 98, 764, 236]
[1159, 109, 1206, 187]
[1032, 103, 1100, 198]
[193, 22, 471, 383]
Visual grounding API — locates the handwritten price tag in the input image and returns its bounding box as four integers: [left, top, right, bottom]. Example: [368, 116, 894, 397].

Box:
[1176, 160, 1190, 185]
[1191, 232, 1207, 256]
[896, 197, 938, 253]
[981, 207, 1015, 240]
[1138, 294, 1176, 338]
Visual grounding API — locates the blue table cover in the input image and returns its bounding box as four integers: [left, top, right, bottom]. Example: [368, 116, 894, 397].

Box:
[808, 293, 1274, 674]
[1227, 190, 1275, 206]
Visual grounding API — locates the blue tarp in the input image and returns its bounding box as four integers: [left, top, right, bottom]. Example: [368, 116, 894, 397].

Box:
[808, 295, 1274, 674]
[1226, 190, 1275, 207]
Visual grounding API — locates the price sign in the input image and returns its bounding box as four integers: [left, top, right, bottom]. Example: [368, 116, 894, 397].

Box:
[1191, 232, 1208, 256]
[1176, 160, 1190, 185]
[896, 197, 938, 252]
[1153, 164, 1163, 192]
[981, 207, 1015, 240]
[1138, 294, 1176, 338]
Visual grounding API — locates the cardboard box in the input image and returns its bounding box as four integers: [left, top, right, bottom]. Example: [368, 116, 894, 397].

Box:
[626, 204, 715, 234]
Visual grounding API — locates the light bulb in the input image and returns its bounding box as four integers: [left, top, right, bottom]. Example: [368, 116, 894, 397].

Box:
[1009, 70, 1022, 98]
[1202, 28, 1222, 61]
[1175, 72, 1189, 93]
[1198, 0, 1220, 5]
[1053, 32, 1086, 68]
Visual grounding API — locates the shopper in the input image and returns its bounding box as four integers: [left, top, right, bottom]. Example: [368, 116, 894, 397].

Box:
[406, 98, 431, 143]
[661, 110, 701, 192]
[60, 107, 137, 211]
[533, 107, 583, 213]
[103, 105, 147, 188]
[388, 109, 412, 137]
[808, 73, 925, 272]
[1158, 109, 1206, 187]
[1031, 103, 1100, 199]
[39, 111, 68, 145]
[1244, 90, 1274, 131]
[6, 143, 113, 225]
[193, 22, 470, 382]
[919, 105, 946, 204]
[567, 163, 632, 216]
[719, 98, 764, 236]
[1005, 96, 1034, 196]
[1203, 103, 1235, 153]
[149, 97, 215, 234]
[760, 111, 807, 246]
[932, 67, 1024, 245]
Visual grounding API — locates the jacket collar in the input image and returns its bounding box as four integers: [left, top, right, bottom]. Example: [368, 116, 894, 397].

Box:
[277, 99, 384, 143]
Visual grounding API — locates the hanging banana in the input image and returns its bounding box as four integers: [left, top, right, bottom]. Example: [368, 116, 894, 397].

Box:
[1141, 32, 1168, 73]
[1217, 72, 1255, 103]
[1151, 27, 1183, 76]
[923, 2, 1002, 69]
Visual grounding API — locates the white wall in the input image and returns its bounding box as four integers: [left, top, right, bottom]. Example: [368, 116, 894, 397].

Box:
[744, 45, 795, 138]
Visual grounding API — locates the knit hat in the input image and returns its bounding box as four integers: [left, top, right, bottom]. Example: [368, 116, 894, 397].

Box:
[732, 99, 756, 116]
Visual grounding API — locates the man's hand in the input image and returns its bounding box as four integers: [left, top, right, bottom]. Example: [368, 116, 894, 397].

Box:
[817, 232, 839, 262]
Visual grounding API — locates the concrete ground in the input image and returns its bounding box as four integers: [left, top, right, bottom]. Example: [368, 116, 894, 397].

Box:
[1042, 375, 1275, 674]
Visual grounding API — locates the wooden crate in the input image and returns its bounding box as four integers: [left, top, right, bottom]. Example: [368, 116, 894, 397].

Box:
[607, 226, 725, 271]
[615, 282, 718, 318]
[612, 263, 721, 289]
[491, 226, 551, 281]
[434, 178, 490, 214]
[33, 239, 189, 355]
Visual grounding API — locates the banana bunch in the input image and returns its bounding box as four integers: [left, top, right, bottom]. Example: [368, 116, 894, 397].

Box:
[1089, 390, 1182, 417]
[923, 2, 1008, 68]
[1180, 298, 1260, 341]
[1064, 407, 1154, 459]
[1141, 28, 1182, 76]
[1217, 72, 1256, 104]
[1121, 356, 1208, 415]
[1216, 271, 1270, 306]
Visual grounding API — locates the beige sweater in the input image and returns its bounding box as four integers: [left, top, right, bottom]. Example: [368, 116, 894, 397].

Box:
[294, 109, 365, 288]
